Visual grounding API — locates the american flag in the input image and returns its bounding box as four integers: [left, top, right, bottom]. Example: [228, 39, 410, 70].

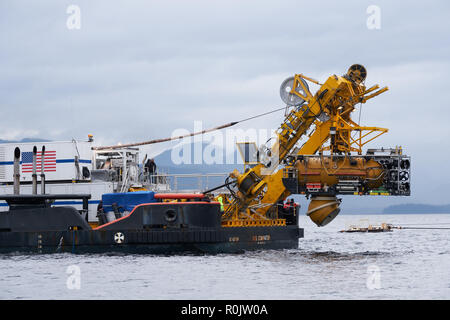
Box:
[22, 151, 57, 173]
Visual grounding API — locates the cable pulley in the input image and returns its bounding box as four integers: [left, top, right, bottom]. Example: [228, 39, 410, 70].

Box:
[279, 76, 309, 106]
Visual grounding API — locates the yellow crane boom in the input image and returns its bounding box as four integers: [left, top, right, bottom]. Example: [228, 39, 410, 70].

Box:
[221, 64, 402, 227]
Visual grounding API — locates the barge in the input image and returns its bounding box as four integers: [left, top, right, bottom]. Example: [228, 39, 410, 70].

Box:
[0, 140, 302, 254]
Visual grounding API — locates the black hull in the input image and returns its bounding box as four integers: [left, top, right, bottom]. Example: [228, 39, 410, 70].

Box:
[0, 226, 303, 254]
[0, 194, 303, 254]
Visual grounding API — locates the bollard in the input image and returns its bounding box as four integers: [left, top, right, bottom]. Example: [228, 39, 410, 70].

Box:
[40, 146, 46, 194]
[32, 146, 37, 194]
[13, 147, 20, 195]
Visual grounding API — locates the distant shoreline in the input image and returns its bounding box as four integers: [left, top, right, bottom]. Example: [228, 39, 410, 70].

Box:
[382, 204, 450, 214]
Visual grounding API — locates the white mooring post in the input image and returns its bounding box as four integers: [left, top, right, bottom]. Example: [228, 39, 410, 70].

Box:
[32, 146, 37, 194]
[13, 147, 20, 195]
[41, 146, 46, 195]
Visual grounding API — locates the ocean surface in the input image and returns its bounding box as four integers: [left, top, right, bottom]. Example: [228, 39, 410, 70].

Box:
[0, 214, 449, 300]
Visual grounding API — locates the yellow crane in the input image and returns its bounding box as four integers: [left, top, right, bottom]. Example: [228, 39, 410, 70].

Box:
[220, 64, 410, 227]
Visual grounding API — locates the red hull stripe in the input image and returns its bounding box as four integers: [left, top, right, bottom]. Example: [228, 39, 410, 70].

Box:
[154, 193, 205, 199]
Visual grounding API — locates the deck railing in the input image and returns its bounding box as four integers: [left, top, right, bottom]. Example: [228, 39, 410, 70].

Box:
[143, 172, 230, 194]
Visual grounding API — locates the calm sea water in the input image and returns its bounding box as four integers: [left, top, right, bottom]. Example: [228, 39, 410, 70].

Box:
[0, 214, 449, 300]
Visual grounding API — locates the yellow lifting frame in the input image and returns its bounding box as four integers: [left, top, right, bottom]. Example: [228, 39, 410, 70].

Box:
[320, 115, 388, 154]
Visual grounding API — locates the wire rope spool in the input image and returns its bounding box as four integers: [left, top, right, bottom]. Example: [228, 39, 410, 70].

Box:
[280, 76, 309, 106]
[346, 64, 367, 84]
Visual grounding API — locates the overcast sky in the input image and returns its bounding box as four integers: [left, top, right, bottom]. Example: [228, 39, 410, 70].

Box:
[1, 0, 449, 207]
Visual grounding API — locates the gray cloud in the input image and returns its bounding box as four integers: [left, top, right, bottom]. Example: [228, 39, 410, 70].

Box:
[1, 0, 449, 207]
